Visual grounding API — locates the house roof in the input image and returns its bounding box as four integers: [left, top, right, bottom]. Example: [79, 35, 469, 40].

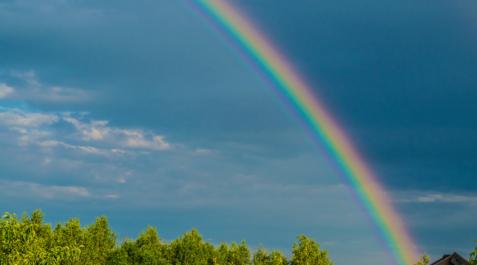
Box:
[431, 253, 470, 265]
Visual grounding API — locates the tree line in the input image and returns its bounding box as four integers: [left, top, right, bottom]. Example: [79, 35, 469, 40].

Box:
[0, 210, 331, 265]
[1, 210, 476, 265]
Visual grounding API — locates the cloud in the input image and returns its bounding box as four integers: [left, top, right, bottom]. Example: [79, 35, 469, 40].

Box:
[6, 71, 92, 103]
[0, 109, 58, 128]
[0, 108, 172, 153]
[123, 131, 171, 150]
[38, 140, 126, 156]
[116, 176, 127, 184]
[104, 194, 120, 199]
[395, 191, 477, 205]
[0, 180, 90, 199]
[0, 180, 123, 201]
[193, 148, 215, 155]
[63, 116, 109, 140]
[64, 115, 172, 150]
[0, 83, 14, 98]
[0, 109, 59, 146]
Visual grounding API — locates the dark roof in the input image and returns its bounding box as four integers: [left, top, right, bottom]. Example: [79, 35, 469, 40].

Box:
[431, 253, 471, 265]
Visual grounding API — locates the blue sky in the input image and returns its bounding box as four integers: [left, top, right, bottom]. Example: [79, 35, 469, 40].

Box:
[1, 0, 477, 264]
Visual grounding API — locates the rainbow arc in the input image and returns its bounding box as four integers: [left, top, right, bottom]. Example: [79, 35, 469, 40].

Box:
[194, 1, 418, 264]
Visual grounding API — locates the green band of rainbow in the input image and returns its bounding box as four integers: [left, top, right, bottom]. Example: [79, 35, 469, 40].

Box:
[195, 1, 418, 264]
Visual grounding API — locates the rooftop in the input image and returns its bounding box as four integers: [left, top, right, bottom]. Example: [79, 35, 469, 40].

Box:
[431, 253, 470, 265]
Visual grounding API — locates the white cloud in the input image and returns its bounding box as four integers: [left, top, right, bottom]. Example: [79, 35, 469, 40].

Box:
[395, 191, 477, 205]
[0, 83, 14, 98]
[193, 148, 214, 155]
[416, 193, 477, 204]
[38, 140, 126, 156]
[123, 131, 171, 150]
[0, 108, 172, 154]
[63, 116, 172, 151]
[63, 116, 109, 140]
[10, 71, 92, 103]
[0, 109, 58, 127]
[0, 180, 91, 199]
[116, 176, 127, 184]
[87, 126, 106, 140]
[116, 171, 132, 184]
[104, 194, 120, 199]
[152, 135, 171, 150]
[0, 109, 58, 145]
[0, 180, 125, 201]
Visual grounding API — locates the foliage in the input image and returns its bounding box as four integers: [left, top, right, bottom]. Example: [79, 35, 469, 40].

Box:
[169, 229, 215, 265]
[225, 241, 251, 265]
[0, 210, 334, 265]
[253, 248, 287, 265]
[414, 254, 430, 265]
[470, 242, 477, 265]
[107, 226, 169, 265]
[290, 235, 332, 265]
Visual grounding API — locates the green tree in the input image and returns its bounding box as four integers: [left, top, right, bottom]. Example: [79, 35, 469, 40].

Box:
[0, 210, 82, 265]
[0, 210, 336, 265]
[470, 242, 477, 265]
[52, 218, 84, 264]
[291, 235, 332, 265]
[253, 248, 287, 265]
[82, 216, 116, 265]
[113, 226, 170, 265]
[227, 241, 250, 265]
[50, 214, 118, 265]
[414, 254, 430, 265]
[269, 251, 287, 265]
[215, 243, 230, 265]
[253, 248, 269, 265]
[106, 246, 130, 265]
[170, 229, 215, 265]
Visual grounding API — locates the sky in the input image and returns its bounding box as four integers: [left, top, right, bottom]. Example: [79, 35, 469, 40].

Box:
[0, 0, 477, 264]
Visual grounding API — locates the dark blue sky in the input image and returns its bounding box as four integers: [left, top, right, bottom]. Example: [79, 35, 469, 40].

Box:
[0, 1, 476, 264]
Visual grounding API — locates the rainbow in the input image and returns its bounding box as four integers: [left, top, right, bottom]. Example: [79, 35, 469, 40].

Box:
[193, 1, 418, 265]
